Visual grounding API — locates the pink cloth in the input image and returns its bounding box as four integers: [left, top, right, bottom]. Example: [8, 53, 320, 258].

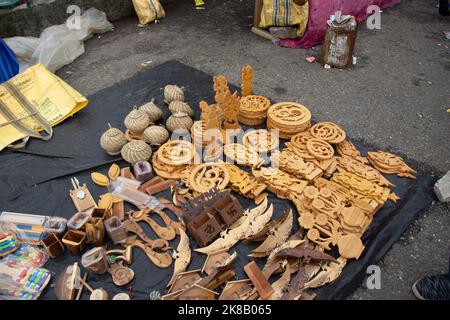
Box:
[279, 0, 401, 48]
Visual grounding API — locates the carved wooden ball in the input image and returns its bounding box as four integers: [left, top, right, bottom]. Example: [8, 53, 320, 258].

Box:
[143, 125, 170, 145]
[166, 112, 193, 132]
[100, 126, 127, 155]
[169, 101, 194, 117]
[139, 100, 163, 123]
[164, 85, 185, 104]
[121, 140, 153, 164]
[124, 109, 150, 134]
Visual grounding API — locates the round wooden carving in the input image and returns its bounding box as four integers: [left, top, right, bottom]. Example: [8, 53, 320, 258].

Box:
[112, 266, 135, 286]
[306, 138, 335, 160]
[310, 122, 346, 144]
[267, 102, 311, 127]
[157, 140, 196, 166]
[188, 163, 230, 193]
[243, 129, 279, 153]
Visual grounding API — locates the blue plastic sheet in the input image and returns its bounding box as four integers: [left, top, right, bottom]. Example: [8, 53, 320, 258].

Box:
[0, 37, 19, 84]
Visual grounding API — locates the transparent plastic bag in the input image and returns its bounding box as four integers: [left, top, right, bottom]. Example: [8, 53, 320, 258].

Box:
[4, 7, 113, 72]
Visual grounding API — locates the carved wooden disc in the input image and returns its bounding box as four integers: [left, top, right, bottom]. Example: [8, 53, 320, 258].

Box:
[268, 102, 312, 127]
[223, 143, 263, 168]
[188, 163, 230, 193]
[157, 140, 196, 166]
[306, 139, 335, 160]
[310, 122, 346, 144]
[239, 95, 271, 115]
[243, 129, 279, 153]
[112, 266, 135, 286]
[337, 234, 364, 259]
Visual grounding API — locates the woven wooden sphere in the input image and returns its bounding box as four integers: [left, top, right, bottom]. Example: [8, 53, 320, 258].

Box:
[166, 112, 193, 132]
[139, 99, 163, 123]
[143, 125, 170, 145]
[121, 140, 153, 164]
[169, 101, 194, 117]
[124, 108, 150, 134]
[100, 124, 127, 156]
[164, 85, 185, 104]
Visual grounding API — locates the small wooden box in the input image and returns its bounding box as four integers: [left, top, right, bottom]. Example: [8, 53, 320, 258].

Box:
[187, 211, 222, 247]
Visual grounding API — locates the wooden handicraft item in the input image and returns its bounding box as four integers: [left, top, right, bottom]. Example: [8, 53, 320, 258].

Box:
[267, 102, 312, 139]
[62, 229, 87, 255]
[167, 269, 202, 294]
[244, 261, 274, 299]
[243, 129, 279, 153]
[152, 140, 199, 180]
[81, 247, 109, 274]
[336, 140, 368, 164]
[41, 233, 64, 258]
[104, 216, 128, 244]
[296, 185, 367, 259]
[249, 209, 293, 258]
[276, 148, 323, 181]
[223, 143, 264, 169]
[187, 162, 230, 193]
[194, 199, 273, 255]
[182, 189, 245, 247]
[108, 164, 120, 180]
[252, 167, 308, 202]
[219, 279, 255, 300]
[241, 65, 253, 97]
[367, 151, 416, 179]
[310, 122, 346, 144]
[167, 228, 191, 287]
[331, 172, 400, 206]
[336, 156, 395, 188]
[238, 95, 271, 125]
[224, 163, 267, 200]
[69, 177, 97, 212]
[107, 261, 135, 287]
[128, 209, 176, 241]
[202, 250, 236, 275]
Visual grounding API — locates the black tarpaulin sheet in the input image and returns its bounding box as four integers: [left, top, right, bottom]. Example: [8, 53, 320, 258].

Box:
[0, 60, 436, 300]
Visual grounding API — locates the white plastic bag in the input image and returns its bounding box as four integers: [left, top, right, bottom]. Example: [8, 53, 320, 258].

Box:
[4, 7, 113, 72]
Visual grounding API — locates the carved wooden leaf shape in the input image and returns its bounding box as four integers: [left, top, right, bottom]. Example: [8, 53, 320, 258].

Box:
[249, 209, 293, 257]
[303, 257, 347, 289]
[265, 240, 305, 267]
[167, 228, 191, 287]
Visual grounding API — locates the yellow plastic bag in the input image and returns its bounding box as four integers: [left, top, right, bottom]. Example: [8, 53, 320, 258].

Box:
[0, 63, 88, 151]
[259, 0, 309, 37]
[132, 0, 166, 25]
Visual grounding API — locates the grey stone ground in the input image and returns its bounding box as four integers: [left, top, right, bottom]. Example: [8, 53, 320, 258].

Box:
[55, 0, 449, 299]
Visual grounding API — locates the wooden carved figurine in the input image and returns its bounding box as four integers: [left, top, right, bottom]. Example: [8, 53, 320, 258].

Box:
[241, 65, 253, 97]
[221, 90, 241, 130]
